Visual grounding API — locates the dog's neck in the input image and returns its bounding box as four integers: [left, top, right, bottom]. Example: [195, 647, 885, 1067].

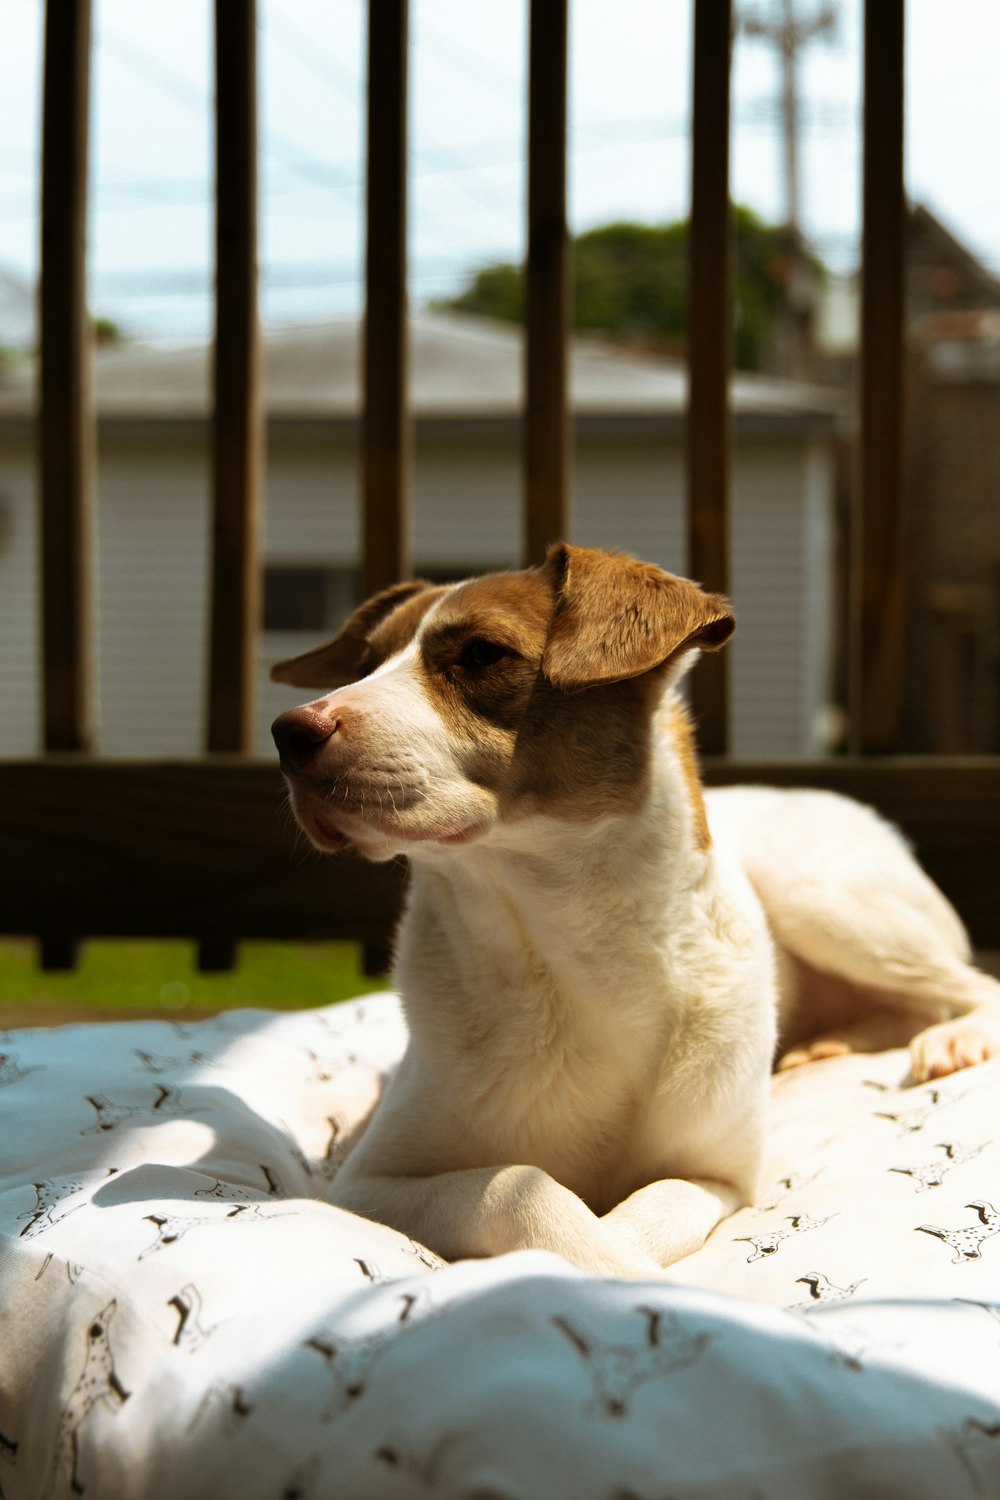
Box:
[394, 706, 713, 1035]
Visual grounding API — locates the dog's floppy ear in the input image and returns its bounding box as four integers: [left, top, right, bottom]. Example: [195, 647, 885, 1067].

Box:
[270, 579, 432, 689]
[540, 542, 734, 693]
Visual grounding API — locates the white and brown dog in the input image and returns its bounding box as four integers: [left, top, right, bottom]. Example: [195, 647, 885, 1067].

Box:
[271, 544, 1000, 1278]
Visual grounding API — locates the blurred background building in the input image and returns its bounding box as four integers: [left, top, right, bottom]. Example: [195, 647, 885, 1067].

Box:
[0, 313, 840, 757]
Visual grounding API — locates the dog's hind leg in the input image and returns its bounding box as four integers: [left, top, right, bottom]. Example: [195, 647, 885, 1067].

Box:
[771, 888, 1000, 1082]
[727, 789, 1000, 1082]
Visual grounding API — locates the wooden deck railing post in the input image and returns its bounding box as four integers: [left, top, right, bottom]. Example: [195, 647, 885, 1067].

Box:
[524, 0, 571, 565]
[363, 0, 411, 597]
[850, 0, 906, 754]
[686, 0, 733, 756]
[39, 0, 94, 760]
[203, 0, 263, 972]
[208, 0, 262, 758]
[38, 0, 95, 971]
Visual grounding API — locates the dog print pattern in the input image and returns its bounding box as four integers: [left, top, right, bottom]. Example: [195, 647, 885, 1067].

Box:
[140, 1201, 297, 1259]
[53, 1301, 130, 1495]
[188, 1382, 255, 1436]
[0, 1051, 42, 1088]
[168, 1284, 220, 1354]
[132, 1047, 212, 1076]
[551, 1306, 711, 1418]
[942, 1417, 1000, 1495]
[791, 1272, 867, 1307]
[733, 1213, 837, 1263]
[871, 1084, 970, 1137]
[34, 1251, 86, 1286]
[305, 1290, 433, 1418]
[890, 1141, 989, 1191]
[917, 1202, 1000, 1263]
[80, 1084, 209, 1135]
[17, 1170, 120, 1239]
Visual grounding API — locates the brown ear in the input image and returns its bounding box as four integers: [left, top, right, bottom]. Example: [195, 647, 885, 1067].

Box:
[269, 579, 432, 689]
[540, 543, 734, 693]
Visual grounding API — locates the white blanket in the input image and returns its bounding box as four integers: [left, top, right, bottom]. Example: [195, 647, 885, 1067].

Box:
[1, 994, 999, 1498]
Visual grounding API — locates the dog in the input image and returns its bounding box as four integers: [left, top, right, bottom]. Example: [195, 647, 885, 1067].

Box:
[270, 543, 1000, 1277]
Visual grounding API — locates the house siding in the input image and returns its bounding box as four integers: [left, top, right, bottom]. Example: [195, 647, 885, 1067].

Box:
[2, 427, 834, 762]
[0, 440, 38, 757]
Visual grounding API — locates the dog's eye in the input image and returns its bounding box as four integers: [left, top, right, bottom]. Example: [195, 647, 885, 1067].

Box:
[459, 639, 510, 671]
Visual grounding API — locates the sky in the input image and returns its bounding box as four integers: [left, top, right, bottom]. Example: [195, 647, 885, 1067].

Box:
[1, 0, 999, 346]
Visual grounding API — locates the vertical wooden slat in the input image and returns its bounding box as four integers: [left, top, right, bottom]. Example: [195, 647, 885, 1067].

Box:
[850, 0, 906, 754]
[363, 0, 411, 596]
[203, 1, 261, 974]
[208, 0, 262, 756]
[39, 936, 79, 973]
[686, 0, 733, 756]
[39, 0, 94, 756]
[524, 0, 571, 565]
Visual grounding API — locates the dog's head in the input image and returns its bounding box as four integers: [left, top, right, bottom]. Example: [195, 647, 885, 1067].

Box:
[270, 544, 733, 862]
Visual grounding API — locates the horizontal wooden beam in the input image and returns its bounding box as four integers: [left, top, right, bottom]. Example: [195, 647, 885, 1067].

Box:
[0, 759, 405, 949]
[2, 759, 1000, 950]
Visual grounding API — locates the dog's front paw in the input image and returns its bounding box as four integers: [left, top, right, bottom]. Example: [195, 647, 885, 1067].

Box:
[910, 1014, 1000, 1083]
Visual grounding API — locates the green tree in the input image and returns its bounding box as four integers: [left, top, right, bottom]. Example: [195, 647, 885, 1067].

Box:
[440, 208, 824, 371]
[93, 316, 127, 347]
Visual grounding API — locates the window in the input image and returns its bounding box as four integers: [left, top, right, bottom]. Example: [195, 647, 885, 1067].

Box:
[262, 567, 362, 633]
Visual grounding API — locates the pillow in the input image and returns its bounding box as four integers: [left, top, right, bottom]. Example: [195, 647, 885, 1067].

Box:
[1, 995, 998, 1498]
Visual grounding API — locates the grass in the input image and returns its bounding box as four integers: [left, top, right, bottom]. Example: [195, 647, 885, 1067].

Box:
[0, 937, 390, 1028]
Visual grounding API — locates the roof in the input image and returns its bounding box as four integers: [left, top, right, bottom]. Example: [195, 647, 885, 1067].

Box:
[909, 203, 1000, 309]
[0, 311, 841, 428]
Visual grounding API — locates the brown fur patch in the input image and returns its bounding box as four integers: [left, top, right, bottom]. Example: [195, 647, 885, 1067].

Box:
[429, 571, 556, 659]
[270, 579, 437, 689]
[666, 697, 712, 853]
[367, 586, 451, 666]
[503, 674, 658, 822]
[410, 565, 660, 823]
[542, 543, 734, 692]
[415, 570, 556, 788]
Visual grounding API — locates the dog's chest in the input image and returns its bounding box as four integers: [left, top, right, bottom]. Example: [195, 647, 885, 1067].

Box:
[396, 827, 774, 1205]
[464, 1026, 658, 1205]
[410, 943, 722, 1204]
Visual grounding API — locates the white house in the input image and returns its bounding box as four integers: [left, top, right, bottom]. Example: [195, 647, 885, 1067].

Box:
[0, 312, 842, 760]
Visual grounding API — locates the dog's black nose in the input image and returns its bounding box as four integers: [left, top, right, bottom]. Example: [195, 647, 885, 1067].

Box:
[271, 706, 338, 771]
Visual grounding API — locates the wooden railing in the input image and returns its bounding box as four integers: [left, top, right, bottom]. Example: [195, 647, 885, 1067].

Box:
[3, 0, 999, 977]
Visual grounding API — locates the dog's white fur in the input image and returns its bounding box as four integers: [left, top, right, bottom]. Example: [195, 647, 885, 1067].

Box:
[271, 544, 1000, 1277]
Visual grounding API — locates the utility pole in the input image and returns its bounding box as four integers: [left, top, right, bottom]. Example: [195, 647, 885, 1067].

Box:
[739, 0, 838, 377]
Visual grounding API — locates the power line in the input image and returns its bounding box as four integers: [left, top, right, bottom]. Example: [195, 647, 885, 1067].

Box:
[0, 99, 855, 224]
[738, 0, 840, 233]
[414, 15, 523, 103]
[98, 24, 360, 201]
[266, 10, 521, 224]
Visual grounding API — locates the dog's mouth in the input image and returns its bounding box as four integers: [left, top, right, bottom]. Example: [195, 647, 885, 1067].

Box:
[306, 810, 351, 852]
[295, 798, 487, 856]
